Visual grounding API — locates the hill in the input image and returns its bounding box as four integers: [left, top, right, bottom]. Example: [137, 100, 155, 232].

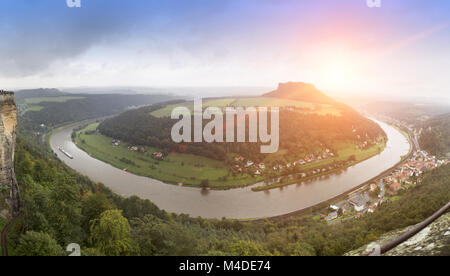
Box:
[98, 94, 384, 163]
[77, 83, 387, 188]
[16, 89, 176, 128]
[363, 101, 450, 124]
[419, 113, 450, 158]
[264, 82, 336, 105]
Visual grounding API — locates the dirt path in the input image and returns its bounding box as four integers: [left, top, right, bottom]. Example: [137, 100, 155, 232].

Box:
[1, 213, 22, 256]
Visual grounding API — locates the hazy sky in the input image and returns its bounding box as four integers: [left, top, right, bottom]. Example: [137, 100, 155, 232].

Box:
[1, 0, 449, 101]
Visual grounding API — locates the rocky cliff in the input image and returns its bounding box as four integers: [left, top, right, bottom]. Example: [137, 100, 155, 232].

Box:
[345, 212, 450, 256]
[264, 82, 336, 105]
[0, 90, 19, 219]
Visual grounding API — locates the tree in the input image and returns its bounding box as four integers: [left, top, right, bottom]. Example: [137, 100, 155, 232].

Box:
[81, 192, 116, 231]
[89, 209, 133, 256]
[15, 231, 65, 256]
[286, 242, 316, 256]
[226, 240, 269, 256]
[201, 179, 209, 188]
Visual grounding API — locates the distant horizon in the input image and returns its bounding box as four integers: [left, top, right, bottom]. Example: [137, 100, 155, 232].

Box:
[1, 0, 450, 103]
[8, 84, 450, 106]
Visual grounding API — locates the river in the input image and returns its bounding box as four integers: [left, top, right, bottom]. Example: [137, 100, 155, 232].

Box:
[50, 119, 410, 219]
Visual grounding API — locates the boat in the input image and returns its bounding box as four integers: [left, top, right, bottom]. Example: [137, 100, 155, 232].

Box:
[58, 146, 74, 159]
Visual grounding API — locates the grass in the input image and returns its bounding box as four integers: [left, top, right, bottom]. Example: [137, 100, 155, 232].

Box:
[20, 105, 44, 115]
[252, 138, 387, 191]
[19, 96, 85, 116]
[74, 123, 265, 189]
[23, 96, 85, 104]
[74, 123, 385, 190]
[150, 97, 341, 118]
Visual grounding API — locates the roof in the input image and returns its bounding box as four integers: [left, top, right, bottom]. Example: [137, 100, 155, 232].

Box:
[390, 182, 401, 189]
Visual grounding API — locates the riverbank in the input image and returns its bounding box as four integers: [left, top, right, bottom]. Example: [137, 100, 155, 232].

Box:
[249, 124, 415, 221]
[49, 118, 410, 219]
[252, 140, 386, 191]
[73, 122, 386, 190]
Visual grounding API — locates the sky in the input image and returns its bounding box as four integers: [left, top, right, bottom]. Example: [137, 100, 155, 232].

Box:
[0, 0, 449, 102]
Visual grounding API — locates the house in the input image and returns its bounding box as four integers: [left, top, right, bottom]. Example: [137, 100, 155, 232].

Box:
[112, 139, 121, 146]
[246, 160, 254, 167]
[389, 182, 401, 192]
[368, 205, 377, 213]
[330, 205, 339, 211]
[258, 163, 266, 169]
[254, 170, 261, 176]
[349, 194, 368, 212]
[234, 156, 244, 162]
[152, 152, 164, 160]
[325, 212, 338, 221]
[370, 184, 378, 191]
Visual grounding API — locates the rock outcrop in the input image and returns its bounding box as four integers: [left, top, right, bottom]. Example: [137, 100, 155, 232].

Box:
[345, 212, 450, 256]
[264, 82, 336, 105]
[0, 90, 19, 219]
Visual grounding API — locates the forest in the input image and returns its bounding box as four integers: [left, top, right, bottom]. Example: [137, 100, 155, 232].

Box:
[16, 88, 176, 129]
[98, 101, 385, 162]
[4, 117, 448, 256]
[419, 113, 450, 157]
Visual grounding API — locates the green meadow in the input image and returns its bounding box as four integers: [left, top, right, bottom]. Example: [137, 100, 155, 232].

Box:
[74, 123, 265, 189]
[74, 121, 384, 190]
[20, 96, 86, 115]
[23, 96, 85, 104]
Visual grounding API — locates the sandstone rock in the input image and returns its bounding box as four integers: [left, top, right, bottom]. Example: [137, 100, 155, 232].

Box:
[345, 212, 450, 256]
[0, 90, 19, 219]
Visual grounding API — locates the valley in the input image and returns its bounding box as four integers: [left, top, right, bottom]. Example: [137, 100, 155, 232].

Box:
[50, 117, 408, 219]
[73, 121, 386, 189]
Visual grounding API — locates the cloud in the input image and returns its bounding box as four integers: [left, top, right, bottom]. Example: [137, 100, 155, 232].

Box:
[0, 1, 140, 77]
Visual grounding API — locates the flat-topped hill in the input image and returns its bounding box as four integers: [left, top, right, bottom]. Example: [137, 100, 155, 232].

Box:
[264, 82, 335, 105]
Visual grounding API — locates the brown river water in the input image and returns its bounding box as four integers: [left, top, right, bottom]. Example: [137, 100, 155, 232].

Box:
[50, 119, 410, 219]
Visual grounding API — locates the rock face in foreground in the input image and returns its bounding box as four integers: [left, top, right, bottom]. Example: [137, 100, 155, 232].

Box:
[345, 212, 450, 256]
[0, 91, 19, 219]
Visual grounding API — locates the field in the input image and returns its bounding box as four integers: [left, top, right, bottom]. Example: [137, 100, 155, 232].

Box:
[74, 122, 385, 190]
[74, 123, 265, 189]
[20, 96, 86, 115]
[252, 138, 386, 191]
[23, 96, 85, 104]
[20, 105, 44, 115]
[150, 97, 341, 118]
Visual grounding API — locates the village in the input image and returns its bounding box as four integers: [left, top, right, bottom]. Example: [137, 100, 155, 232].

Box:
[229, 127, 381, 179]
[230, 147, 337, 177]
[320, 149, 449, 225]
[111, 122, 382, 183]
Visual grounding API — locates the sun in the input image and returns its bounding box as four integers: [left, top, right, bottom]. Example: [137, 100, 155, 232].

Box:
[327, 61, 352, 85]
[317, 58, 358, 92]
